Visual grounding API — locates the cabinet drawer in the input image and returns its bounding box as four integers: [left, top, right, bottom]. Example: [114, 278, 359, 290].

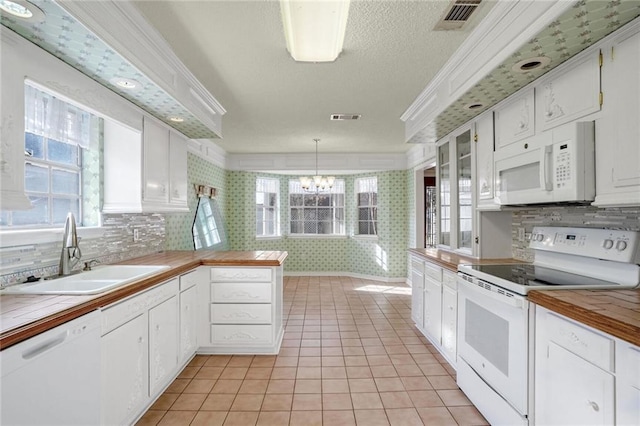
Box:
[423, 261, 442, 282]
[211, 268, 272, 282]
[101, 278, 178, 335]
[410, 257, 424, 274]
[545, 311, 614, 371]
[180, 269, 199, 291]
[442, 271, 457, 290]
[211, 304, 272, 324]
[211, 324, 273, 345]
[211, 283, 271, 303]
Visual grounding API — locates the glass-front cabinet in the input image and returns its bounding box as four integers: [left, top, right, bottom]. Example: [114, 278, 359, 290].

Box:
[438, 141, 451, 247]
[457, 129, 473, 251]
[436, 124, 474, 255]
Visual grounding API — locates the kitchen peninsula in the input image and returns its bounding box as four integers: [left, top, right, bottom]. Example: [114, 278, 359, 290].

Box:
[0, 250, 288, 349]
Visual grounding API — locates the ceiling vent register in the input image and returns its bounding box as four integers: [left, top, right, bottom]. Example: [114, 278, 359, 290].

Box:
[331, 114, 361, 121]
[434, 0, 482, 31]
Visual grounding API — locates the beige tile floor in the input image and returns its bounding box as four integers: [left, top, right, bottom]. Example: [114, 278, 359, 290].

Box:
[136, 276, 489, 426]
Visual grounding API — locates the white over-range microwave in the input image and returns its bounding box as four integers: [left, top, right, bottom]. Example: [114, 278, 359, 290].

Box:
[494, 121, 595, 205]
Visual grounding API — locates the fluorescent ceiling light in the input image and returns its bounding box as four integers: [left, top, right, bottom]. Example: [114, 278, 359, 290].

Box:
[280, 0, 351, 63]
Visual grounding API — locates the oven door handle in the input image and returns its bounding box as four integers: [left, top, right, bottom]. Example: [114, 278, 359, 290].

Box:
[460, 280, 526, 309]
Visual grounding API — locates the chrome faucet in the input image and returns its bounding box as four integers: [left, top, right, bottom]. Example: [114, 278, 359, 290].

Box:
[59, 212, 82, 276]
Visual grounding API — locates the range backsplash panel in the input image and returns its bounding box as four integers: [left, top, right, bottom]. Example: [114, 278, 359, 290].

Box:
[511, 205, 640, 262]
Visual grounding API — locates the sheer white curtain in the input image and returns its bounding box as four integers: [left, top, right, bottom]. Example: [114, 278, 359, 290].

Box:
[24, 84, 98, 148]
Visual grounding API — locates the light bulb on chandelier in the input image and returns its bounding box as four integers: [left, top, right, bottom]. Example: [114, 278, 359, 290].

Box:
[299, 139, 335, 193]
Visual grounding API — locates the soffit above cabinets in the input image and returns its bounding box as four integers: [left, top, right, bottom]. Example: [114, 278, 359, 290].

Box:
[403, 0, 640, 144]
[0, 0, 225, 139]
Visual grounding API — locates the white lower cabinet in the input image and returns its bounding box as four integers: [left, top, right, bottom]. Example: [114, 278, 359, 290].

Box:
[100, 273, 197, 425]
[536, 342, 614, 425]
[409, 255, 457, 368]
[534, 305, 637, 426]
[179, 284, 198, 364]
[148, 295, 178, 396]
[102, 313, 149, 426]
[423, 274, 442, 345]
[617, 342, 640, 426]
[441, 271, 458, 365]
[201, 265, 284, 354]
[410, 257, 425, 329]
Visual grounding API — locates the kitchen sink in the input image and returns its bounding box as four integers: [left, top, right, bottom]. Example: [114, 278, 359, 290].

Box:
[2, 265, 171, 295]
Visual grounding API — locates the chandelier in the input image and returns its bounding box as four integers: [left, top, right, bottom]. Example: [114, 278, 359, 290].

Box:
[299, 139, 335, 192]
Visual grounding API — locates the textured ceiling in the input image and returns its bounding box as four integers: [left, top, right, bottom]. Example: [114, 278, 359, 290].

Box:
[131, 0, 491, 154]
[3, 1, 639, 156]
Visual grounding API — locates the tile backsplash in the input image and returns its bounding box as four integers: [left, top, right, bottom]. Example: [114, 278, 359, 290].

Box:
[511, 205, 640, 261]
[0, 213, 165, 287]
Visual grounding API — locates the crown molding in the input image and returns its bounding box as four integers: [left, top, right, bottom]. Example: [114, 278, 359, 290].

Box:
[401, 0, 574, 142]
[187, 139, 227, 169]
[57, 0, 225, 136]
[226, 152, 407, 174]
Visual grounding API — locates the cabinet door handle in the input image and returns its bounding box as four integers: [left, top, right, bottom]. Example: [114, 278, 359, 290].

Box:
[588, 401, 600, 412]
[22, 332, 67, 360]
[541, 145, 553, 191]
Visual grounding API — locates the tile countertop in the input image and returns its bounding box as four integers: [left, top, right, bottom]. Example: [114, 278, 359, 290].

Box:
[407, 248, 522, 271]
[409, 248, 640, 347]
[0, 250, 288, 350]
[528, 289, 640, 347]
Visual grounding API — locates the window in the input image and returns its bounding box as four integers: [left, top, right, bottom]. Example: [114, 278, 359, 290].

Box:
[355, 177, 378, 235]
[289, 179, 345, 235]
[0, 84, 101, 228]
[256, 177, 280, 237]
[193, 197, 227, 250]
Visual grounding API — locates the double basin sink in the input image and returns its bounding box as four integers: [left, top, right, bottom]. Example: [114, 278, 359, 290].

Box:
[2, 265, 170, 295]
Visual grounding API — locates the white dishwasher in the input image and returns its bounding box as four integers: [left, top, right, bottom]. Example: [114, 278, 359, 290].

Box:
[1, 310, 101, 426]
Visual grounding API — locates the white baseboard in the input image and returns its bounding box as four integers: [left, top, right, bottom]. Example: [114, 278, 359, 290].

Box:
[283, 271, 407, 283]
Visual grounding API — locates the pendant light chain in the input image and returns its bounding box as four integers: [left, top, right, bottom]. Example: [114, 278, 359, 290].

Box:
[299, 138, 335, 193]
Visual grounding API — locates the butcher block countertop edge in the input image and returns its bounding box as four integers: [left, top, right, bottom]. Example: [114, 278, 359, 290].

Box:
[528, 289, 640, 347]
[408, 248, 522, 272]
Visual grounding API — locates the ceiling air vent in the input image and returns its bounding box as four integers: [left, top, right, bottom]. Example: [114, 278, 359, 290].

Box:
[331, 114, 361, 121]
[434, 0, 482, 31]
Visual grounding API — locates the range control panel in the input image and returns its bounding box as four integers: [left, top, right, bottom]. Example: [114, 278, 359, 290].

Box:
[530, 226, 640, 263]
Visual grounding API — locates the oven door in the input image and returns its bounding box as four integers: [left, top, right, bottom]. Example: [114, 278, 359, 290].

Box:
[457, 276, 529, 415]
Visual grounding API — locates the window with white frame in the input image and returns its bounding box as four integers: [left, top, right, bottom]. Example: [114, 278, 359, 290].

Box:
[289, 179, 345, 235]
[256, 177, 280, 237]
[0, 84, 101, 228]
[355, 177, 378, 235]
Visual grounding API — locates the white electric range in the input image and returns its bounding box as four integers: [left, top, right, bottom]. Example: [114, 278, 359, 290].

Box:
[456, 226, 640, 426]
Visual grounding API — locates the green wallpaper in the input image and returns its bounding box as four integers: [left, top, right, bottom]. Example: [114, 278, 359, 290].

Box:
[223, 169, 409, 279]
[165, 153, 226, 250]
[167, 157, 409, 279]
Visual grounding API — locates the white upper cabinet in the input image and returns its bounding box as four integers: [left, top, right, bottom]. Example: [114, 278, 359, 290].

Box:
[103, 115, 189, 213]
[143, 117, 171, 205]
[169, 131, 189, 205]
[0, 55, 30, 211]
[593, 23, 640, 207]
[494, 89, 535, 151]
[535, 51, 601, 132]
[474, 111, 497, 210]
